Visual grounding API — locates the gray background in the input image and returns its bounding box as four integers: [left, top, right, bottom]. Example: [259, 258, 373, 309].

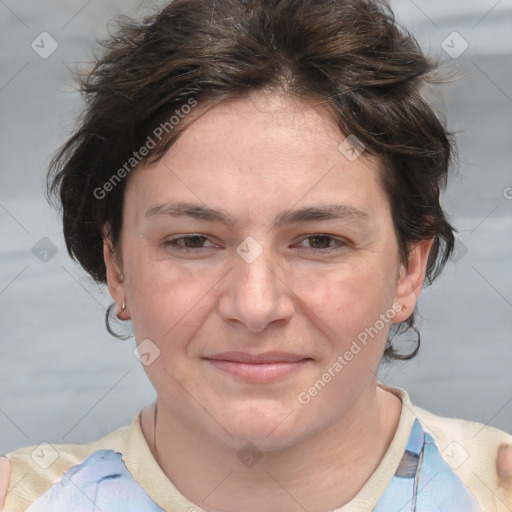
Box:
[0, 0, 511, 455]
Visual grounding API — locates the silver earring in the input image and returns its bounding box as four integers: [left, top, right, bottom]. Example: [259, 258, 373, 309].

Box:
[121, 301, 126, 311]
[106, 303, 132, 340]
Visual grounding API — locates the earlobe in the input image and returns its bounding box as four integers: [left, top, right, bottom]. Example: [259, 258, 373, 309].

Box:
[103, 238, 129, 320]
[393, 238, 433, 323]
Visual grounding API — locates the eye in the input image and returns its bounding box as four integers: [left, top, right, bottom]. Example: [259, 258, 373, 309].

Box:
[162, 234, 217, 251]
[295, 234, 346, 251]
[162, 233, 346, 254]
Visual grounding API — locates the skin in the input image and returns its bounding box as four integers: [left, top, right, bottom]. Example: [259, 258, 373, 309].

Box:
[103, 89, 432, 512]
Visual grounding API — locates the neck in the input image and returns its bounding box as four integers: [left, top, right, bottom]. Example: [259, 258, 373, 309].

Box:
[141, 384, 401, 512]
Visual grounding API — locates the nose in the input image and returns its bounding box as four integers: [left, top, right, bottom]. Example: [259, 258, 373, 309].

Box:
[218, 244, 295, 332]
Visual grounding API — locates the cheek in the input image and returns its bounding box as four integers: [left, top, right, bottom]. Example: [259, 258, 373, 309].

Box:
[307, 258, 397, 335]
[126, 253, 220, 359]
[129, 272, 198, 336]
[297, 266, 397, 414]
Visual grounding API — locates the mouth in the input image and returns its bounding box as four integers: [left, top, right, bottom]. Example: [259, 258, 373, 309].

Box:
[204, 352, 312, 382]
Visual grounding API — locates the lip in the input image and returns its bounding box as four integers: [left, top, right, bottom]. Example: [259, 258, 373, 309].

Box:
[205, 352, 311, 382]
[207, 351, 308, 364]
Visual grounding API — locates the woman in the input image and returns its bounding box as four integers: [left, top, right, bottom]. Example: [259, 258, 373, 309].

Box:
[1, 0, 511, 510]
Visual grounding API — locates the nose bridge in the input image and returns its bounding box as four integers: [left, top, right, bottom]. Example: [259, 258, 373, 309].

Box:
[219, 237, 294, 331]
[238, 249, 277, 304]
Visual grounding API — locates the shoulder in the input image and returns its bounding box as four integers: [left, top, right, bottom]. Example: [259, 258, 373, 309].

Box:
[413, 403, 512, 511]
[1, 420, 133, 512]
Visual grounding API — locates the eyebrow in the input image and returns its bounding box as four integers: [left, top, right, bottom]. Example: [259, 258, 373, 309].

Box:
[144, 200, 370, 226]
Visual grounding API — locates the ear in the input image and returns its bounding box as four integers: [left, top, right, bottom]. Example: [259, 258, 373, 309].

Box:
[103, 236, 130, 320]
[392, 238, 433, 323]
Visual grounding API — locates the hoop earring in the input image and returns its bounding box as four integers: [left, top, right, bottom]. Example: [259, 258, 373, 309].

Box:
[105, 303, 132, 340]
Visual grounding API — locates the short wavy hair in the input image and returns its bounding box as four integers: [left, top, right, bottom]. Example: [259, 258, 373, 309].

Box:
[47, 0, 456, 361]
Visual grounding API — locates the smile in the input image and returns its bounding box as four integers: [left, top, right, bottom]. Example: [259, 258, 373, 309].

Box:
[205, 352, 311, 382]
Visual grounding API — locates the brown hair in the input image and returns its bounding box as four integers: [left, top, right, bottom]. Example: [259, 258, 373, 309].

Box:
[47, 0, 456, 360]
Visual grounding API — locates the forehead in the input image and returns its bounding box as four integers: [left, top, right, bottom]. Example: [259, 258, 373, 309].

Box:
[173, 90, 352, 161]
[124, 91, 388, 225]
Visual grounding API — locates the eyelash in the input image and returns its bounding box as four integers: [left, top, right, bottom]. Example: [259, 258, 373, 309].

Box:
[162, 234, 347, 253]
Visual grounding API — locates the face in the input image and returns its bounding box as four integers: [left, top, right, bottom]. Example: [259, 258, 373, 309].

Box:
[105, 90, 429, 450]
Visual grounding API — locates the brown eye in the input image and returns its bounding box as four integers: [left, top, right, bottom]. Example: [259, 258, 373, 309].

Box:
[163, 235, 214, 251]
[297, 235, 345, 251]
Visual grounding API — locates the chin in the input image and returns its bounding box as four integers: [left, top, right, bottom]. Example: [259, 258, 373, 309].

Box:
[221, 399, 304, 449]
